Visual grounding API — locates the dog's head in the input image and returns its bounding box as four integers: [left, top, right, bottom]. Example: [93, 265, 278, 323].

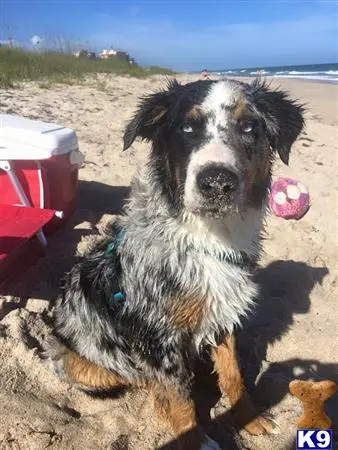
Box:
[123, 79, 305, 218]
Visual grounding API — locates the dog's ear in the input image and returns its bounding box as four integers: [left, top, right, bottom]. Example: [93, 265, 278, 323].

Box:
[252, 79, 305, 165]
[123, 80, 179, 151]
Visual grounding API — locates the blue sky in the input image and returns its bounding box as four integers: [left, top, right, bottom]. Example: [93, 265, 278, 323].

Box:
[2, 0, 338, 70]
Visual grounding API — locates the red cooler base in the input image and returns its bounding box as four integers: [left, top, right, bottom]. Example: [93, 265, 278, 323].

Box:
[0, 204, 56, 287]
[0, 155, 79, 234]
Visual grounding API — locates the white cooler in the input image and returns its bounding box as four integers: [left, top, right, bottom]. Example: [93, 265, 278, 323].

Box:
[0, 114, 84, 243]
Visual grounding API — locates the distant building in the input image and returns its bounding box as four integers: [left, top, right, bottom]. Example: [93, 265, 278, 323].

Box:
[99, 48, 117, 59]
[115, 51, 129, 62]
[74, 50, 97, 59]
[98, 48, 136, 65]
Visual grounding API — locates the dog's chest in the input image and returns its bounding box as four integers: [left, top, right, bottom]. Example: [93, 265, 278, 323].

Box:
[186, 255, 258, 348]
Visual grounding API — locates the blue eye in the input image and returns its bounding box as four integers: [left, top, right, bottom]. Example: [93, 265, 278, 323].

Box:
[182, 123, 194, 133]
[241, 120, 256, 133]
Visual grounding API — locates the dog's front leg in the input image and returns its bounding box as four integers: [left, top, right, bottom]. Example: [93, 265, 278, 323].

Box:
[212, 335, 276, 435]
[151, 383, 221, 450]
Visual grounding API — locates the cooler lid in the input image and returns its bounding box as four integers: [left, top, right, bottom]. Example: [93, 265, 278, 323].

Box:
[0, 114, 78, 160]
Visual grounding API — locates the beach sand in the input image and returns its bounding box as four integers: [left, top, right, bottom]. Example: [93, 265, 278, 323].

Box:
[0, 75, 337, 450]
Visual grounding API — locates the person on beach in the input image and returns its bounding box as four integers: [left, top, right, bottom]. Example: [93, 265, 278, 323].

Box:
[201, 69, 210, 80]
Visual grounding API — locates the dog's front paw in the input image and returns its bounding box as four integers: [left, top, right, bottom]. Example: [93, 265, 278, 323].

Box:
[244, 414, 280, 435]
[39, 336, 69, 381]
[231, 393, 280, 436]
[200, 435, 221, 450]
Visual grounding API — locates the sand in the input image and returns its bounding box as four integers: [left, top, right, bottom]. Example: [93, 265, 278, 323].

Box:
[0, 74, 337, 450]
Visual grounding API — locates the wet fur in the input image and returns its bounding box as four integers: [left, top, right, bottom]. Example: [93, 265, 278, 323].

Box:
[47, 78, 304, 448]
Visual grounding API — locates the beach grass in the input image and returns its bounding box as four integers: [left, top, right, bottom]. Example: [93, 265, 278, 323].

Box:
[0, 47, 175, 88]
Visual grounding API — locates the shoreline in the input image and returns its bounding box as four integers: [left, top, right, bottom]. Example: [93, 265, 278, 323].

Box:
[267, 76, 338, 84]
[203, 62, 338, 85]
[207, 74, 338, 85]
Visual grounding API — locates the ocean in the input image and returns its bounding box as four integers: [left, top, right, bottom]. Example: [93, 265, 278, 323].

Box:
[210, 63, 338, 84]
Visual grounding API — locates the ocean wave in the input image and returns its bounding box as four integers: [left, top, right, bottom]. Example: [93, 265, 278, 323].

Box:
[276, 70, 338, 76]
[287, 70, 338, 75]
[273, 74, 338, 82]
[209, 66, 338, 83]
[249, 70, 270, 75]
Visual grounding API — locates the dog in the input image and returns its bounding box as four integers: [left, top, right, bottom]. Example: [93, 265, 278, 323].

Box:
[45, 78, 304, 450]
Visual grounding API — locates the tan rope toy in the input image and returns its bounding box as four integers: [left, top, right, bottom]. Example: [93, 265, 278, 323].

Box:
[289, 379, 337, 429]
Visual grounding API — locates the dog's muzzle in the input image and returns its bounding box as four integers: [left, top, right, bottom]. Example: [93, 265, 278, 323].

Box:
[196, 164, 239, 204]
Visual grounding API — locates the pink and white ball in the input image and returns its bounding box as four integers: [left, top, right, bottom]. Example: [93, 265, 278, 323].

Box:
[269, 177, 310, 220]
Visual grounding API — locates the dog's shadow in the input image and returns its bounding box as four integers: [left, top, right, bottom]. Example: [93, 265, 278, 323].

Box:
[237, 260, 329, 391]
[160, 260, 331, 449]
[77, 180, 130, 218]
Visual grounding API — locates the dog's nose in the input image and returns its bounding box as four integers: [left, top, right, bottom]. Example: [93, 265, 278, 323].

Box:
[197, 165, 239, 199]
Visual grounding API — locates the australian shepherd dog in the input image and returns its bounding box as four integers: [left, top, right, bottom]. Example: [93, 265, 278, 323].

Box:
[45, 78, 304, 449]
